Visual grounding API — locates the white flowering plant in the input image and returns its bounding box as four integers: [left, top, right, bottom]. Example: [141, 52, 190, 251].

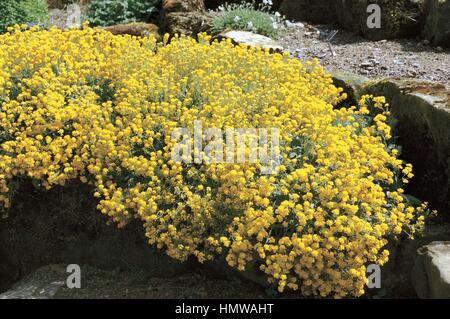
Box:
[211, 0, 285, 38]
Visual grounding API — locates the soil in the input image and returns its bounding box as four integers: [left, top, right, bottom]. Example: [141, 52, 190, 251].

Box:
[279, 23, 450, 84]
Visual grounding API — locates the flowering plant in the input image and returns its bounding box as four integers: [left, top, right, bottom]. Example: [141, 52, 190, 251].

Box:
[212, 0, 285, 38]
[0, 25, 427, 298]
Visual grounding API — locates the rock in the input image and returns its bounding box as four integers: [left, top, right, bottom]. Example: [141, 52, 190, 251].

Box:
[285, 21, 305, 29]
[0, 269, 64, 299]
[163, 12, 214, 37]
[362, 79, 450, 216]
[49, 4, 82, 30]
[407, 70, 418, 77]
[335, 0, 423, 40]
[103, 23, 160, 39]
[294, 48, 305, 59]
[161, 0, 206, 13]
[279, 0, 337, 24]
[327, 70, 371, 107]
[422, 0, 450, 48]
[381, 223, 450, 297]
[360, 61, 374, 68]
[412, 242, 450, 298]
[216, 30, 284, 52]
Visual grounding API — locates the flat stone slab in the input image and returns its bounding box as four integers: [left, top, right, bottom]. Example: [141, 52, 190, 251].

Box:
[217, 31, 284, 52]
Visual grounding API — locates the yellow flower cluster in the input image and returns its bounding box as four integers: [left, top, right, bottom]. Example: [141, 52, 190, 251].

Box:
[0, 25, 427, 298]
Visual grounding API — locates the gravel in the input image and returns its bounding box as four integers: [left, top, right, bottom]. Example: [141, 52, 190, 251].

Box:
[279, 23, 450, 84]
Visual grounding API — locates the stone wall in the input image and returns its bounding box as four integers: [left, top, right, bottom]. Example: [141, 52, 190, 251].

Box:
[0, 182, 192, 293]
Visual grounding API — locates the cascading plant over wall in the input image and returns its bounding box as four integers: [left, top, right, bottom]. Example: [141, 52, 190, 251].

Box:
[0, 25, 430, 298]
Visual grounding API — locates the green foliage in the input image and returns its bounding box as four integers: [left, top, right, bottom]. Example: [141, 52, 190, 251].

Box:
[85, 0, 160, 27]
[0, 0, 49, 33]
[212, 1, 285, 38]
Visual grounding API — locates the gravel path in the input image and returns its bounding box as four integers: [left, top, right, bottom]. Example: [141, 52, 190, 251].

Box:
[279, 23, 450, 84]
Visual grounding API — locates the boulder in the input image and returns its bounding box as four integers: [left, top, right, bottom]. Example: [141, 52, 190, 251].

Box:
[163, 12, 214, 37]
[412, 241, 450, 298]
[161, 0, 206, 13]
[363, 79, 450, 217]
[279, 0, 337, 24]
[49, 4, 82, 29]
[215, 30, 284, 52]
[103, 22, 160, 39]
[422, 0, 450, 47]
[335, 0, 424, 40]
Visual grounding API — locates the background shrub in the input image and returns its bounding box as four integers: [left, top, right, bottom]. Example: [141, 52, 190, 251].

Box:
[212, 1, 285, 38]
[85, 0, 160, 27]
[0, 0, 49, 33]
